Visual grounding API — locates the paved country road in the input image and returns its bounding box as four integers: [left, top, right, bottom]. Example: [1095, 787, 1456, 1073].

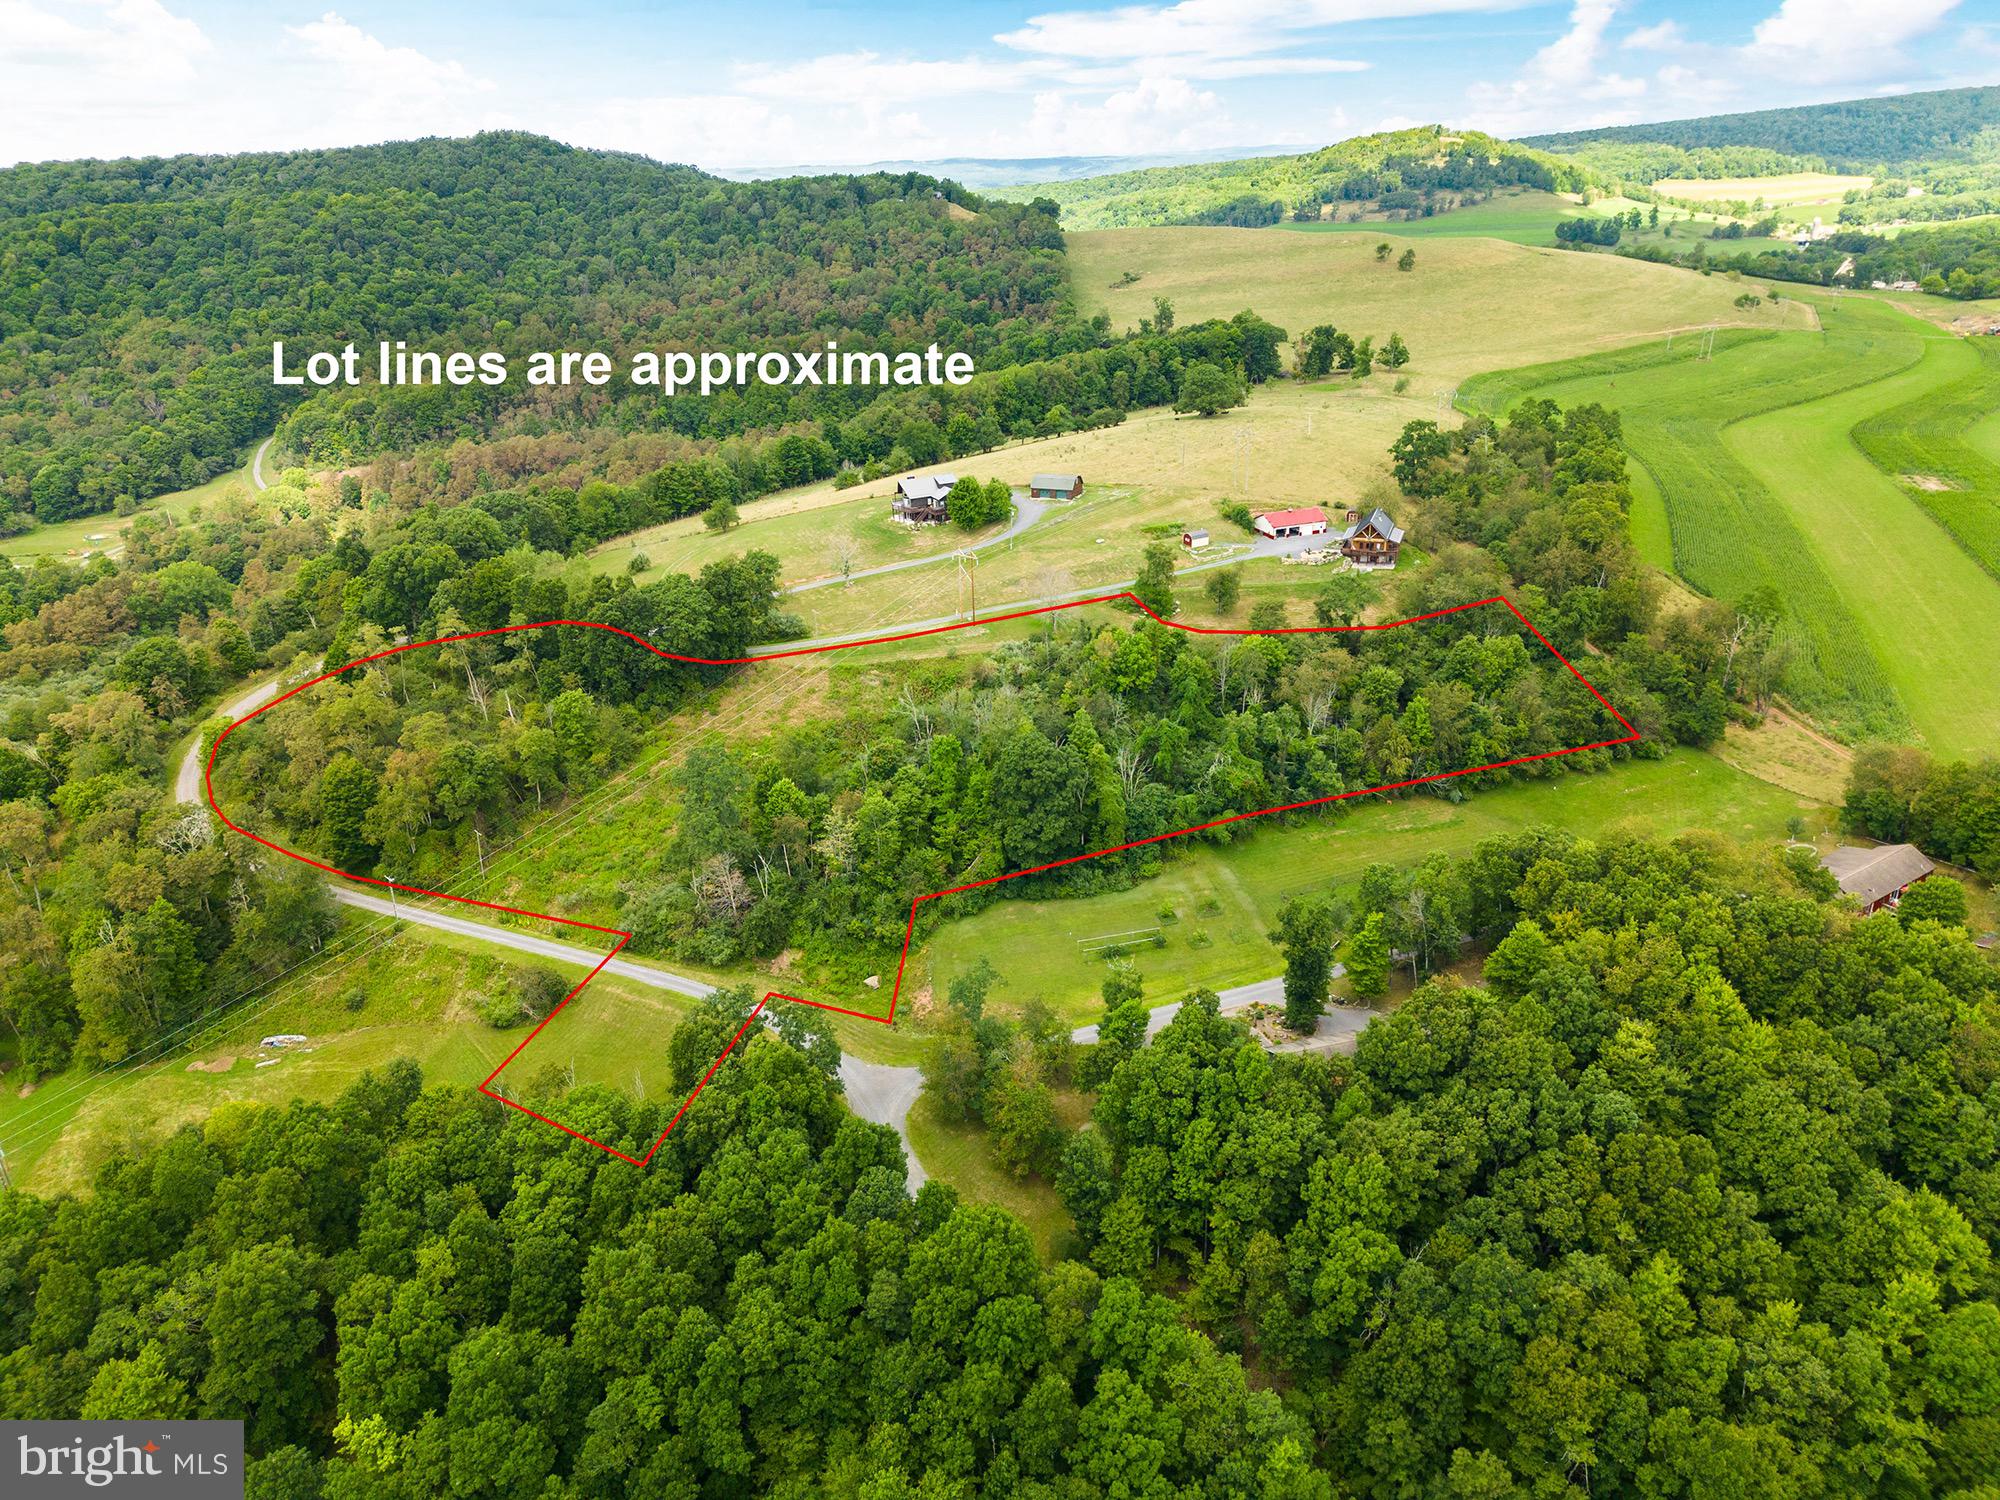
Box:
[1070, 967, 1379, 1054]
[251, 435, 274, 491]
[173, 673, 292, 805]
[332, 889, 932, 1178]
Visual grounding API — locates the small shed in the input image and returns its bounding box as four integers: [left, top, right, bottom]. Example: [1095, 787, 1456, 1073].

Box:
[1182, 528, 1210, 550]
[1030, 472, 1084, 500]
[1820, 843, 1935, 914]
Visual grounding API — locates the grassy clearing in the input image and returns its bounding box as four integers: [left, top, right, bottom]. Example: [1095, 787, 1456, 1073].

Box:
[0, 921, 693, 1196]
[0, 452, 266, 563]
[1066, 227, 1810, 382]
[1462, 296, 1925, 741]
[904, 1095, 1077, 1259]
[585, 485, 1016, 590]
[1850, 333, 2000, 582]
[923, 749, 1814, 1021]
[1276, 190, 1581, 245]
[1652, 173, 1871, 208]
[774, 474, 1302, 640]
[1715, 709, 1856, 805]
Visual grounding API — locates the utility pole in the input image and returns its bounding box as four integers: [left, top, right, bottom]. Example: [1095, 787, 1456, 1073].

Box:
[956, 549, 977, 621]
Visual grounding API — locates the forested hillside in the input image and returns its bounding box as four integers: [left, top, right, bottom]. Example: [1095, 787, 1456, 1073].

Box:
[0, 133, 1084, 524]
[1528, 85, 2000, 225]
[991, 127, 1586, 230]
[1524, 84, 2000, 170]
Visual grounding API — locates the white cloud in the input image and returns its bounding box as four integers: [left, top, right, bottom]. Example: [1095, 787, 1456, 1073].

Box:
[998, 0, 1519, 64]
[1741, 0, 1962, 84]
[1463, 0, 1647, 136]
[0, 0, 212, 161]
[1622, 19, 1683, 50]
[1018, 74, 1234, 155]
[282, 12, 497, 139]
[730, 50, 1022, 104]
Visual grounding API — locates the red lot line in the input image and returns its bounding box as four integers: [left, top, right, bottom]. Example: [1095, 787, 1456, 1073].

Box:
[205, 591, 1635, 1165]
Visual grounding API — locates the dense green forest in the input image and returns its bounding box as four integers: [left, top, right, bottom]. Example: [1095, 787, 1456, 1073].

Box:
[1, 821, 1995, 1496]
[1525, 84, 2000, 171]
[0, 132, 1087, 524]
[989, 127, 1587, 230]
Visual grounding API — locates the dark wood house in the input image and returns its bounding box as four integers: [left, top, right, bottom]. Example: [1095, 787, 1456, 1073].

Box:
[892, 473, 956, 524]
[1335, 507, 1403, 570]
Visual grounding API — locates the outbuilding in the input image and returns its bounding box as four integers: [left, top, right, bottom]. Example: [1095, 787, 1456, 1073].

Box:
[1030, 472, 1084, 500]
[1182, 528, 1210, 550]
[1253, 506, 1328, 539]
[1820, 843, 1935, 914]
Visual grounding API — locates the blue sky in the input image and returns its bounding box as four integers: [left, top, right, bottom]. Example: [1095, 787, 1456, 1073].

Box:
[3, 0, 1996, 167]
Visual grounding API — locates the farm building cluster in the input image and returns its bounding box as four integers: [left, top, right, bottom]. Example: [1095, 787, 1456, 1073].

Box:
[1245, 505, 1403, 569]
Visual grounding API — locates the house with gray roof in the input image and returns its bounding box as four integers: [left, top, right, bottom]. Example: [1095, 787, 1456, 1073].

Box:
[1820, 843, 1936, 913]
[1334, 507, 1404, 570]
[892, 472, 957, 524]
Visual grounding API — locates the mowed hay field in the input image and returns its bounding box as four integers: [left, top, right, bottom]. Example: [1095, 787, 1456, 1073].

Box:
[1852, 332, 2000, 580]
[1065, 226, 1813, 379]
[1724, 328, 2000, 759]
[1466, 292, 2000, 758]
[1651, 172, 1871, 207]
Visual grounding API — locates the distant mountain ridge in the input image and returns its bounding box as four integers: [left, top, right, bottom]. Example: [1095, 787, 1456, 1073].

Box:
[716, 145, 1300, 189]
[984, 126, 1584, 230]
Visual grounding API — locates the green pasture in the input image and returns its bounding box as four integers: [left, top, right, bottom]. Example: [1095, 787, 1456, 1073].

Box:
[922, 749, 1814, 1022]
[0, 449, 268, 564]
[0, 921, 694, 1196]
